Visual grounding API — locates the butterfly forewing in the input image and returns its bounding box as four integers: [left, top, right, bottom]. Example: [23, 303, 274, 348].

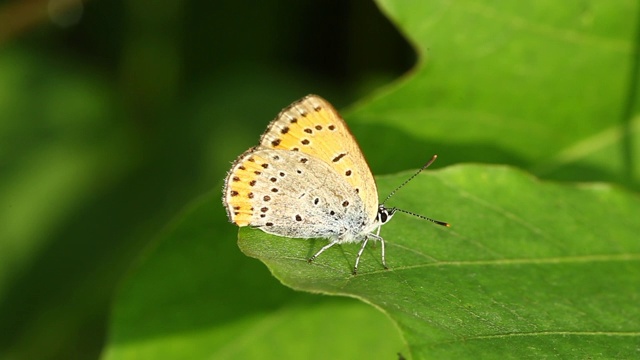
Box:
[258, 95, 378, 221]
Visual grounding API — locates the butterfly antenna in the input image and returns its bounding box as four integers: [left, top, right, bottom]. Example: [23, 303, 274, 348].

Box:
[381, 154, 439, 205]
[392, 208, 450, 227]
[381, 155, 450, 227]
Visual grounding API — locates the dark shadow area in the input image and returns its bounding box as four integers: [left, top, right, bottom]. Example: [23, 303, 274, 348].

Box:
[354, 122, 639, 191]
[0, 0, 416, 359]
[619, 4, 640, 184]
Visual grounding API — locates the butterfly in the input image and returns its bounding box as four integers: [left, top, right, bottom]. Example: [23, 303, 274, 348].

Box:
[223, 95, 448, 274]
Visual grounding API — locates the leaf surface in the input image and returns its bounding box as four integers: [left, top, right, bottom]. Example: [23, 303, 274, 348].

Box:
[239, 165, 640, 358]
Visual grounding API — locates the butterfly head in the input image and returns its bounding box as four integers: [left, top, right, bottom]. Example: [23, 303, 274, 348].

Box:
[377, 204, 396, 225]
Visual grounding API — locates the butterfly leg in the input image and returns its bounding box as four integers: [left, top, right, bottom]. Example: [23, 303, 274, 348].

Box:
[353, 237, 370, 275]
[378, 225, 389, 270]
[369, 225, 388, 270]
[380, 236, 388, 270]
[308, 240, 340, 264]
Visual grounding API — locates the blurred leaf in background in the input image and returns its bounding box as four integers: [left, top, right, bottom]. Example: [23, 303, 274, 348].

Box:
[0, 0, 410, 359]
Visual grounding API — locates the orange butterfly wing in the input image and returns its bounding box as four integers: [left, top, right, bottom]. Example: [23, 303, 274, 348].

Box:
[258, 95, 378, 222]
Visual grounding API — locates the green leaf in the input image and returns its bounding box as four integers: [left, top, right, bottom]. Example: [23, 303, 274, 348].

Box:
[103, 195, 405, 360]
[349, 0, 640, 190]
[239, 165, 640, 359]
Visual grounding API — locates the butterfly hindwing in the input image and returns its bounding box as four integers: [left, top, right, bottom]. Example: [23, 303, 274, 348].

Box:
[223, 148, 369, 240]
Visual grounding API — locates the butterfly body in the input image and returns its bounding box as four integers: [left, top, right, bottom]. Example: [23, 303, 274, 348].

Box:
[223, 94, 447, 274]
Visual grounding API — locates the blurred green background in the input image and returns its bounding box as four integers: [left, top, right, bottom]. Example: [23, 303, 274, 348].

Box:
[2, 0, 639, 359]
[0, 0, 412, 359]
